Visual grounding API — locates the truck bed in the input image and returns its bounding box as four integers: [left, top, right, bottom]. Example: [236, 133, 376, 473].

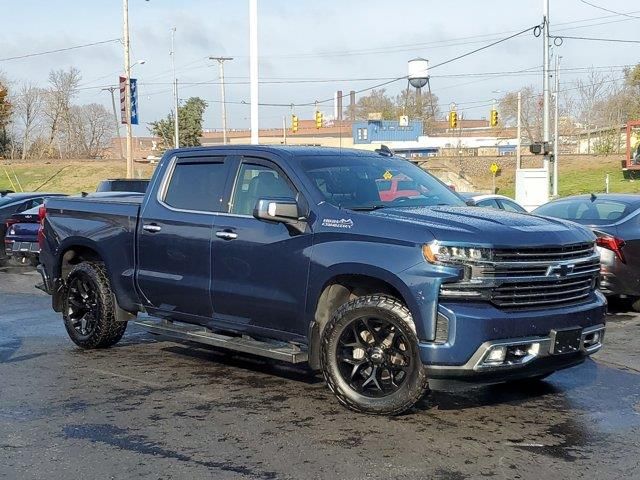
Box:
[43, 194, 144, 312]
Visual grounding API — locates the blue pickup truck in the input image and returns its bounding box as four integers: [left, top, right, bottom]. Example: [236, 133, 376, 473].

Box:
[38, 146, 606, 414]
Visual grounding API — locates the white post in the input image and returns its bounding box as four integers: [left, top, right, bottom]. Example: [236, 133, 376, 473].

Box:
[542, 0, 550, 183]
[517, 90, 522, 170]
[553, 55, 560, 197]
[282, 116, 287, 145]
[123, 0, 133, 178]
[171, 27, 179, 149]
[249, 0, 259, 144]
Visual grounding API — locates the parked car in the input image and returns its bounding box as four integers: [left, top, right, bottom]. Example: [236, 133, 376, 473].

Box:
[460, 193, 527, 213]
[0, 191, 66, 264]
[96, 178, 150, 193]
[533, 193, 640, 309]
[4, 205, 42, 265]
[38, 146, 605, 415]
[376, 174, 421, 201]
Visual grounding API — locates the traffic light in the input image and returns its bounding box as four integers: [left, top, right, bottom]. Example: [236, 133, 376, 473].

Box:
[315, 110, 323, 129]
[291, 114, 299, 133]
[490, 109, 499, 127]
[448, 111, 458, 129]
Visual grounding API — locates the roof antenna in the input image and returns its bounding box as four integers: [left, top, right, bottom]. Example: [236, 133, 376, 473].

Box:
[375, 145, 394, 157]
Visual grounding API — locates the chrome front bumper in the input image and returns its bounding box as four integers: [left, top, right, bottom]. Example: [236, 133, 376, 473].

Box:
[426, 324, 605, 381]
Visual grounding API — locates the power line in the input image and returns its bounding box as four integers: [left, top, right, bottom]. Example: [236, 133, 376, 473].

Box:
[0, 38, 121, 62]
[578, 0, 640, 20]
[552, 34, 640, 44]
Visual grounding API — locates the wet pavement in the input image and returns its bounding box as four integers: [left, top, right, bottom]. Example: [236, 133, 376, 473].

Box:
[1, 266, 639, 479]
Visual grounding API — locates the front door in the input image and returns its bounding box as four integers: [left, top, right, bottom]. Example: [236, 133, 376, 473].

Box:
[211, 158, 313, 338]
[136, 154, 232, 321]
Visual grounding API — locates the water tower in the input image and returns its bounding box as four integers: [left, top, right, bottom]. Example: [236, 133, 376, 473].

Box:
[407, 58, 435, 118]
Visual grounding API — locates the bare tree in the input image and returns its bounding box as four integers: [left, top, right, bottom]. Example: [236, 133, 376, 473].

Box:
[43, 67, 81, 157]
[574, 69, 611, 153]
[499, 86, 543, 143]
[69, 103, 112, 158]
[15, 83, 43, 159]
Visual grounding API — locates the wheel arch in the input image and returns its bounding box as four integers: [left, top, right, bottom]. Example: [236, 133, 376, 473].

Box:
[52, 238, 136, 320]
[306, 264, 419, 370]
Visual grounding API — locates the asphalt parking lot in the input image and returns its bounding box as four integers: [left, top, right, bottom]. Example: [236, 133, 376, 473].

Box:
[1, 266, 639, 479]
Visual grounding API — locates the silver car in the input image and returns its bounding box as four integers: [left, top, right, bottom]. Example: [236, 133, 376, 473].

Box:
[460, 193, 528, 213]
[533, 194, 640, 310]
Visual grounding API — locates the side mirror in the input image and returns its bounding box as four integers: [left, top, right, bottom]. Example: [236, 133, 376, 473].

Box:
[465, 198, 477, 206]
[253, 198, 301, 223]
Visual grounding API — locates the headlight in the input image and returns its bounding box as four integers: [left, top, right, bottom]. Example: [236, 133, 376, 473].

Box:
[423, 242, 492, 265]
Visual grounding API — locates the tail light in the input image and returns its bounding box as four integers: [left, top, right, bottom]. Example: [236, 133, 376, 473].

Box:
[596, 235, 626, 263]
[37, 204, 47, 249]
[5, 218, 18, 229]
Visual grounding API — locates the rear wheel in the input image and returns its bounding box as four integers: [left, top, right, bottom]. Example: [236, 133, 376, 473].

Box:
[63, 261, 127, 349]
[321, 295, 429, 415]
[630, 296, 640, 313]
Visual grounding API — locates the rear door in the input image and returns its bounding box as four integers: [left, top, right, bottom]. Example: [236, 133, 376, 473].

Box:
[136, 154, 233, 321]
[211, 156, 313, 338]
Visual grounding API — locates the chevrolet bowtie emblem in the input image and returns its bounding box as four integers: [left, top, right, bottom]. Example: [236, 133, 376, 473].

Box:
[546, 263, 575, 277]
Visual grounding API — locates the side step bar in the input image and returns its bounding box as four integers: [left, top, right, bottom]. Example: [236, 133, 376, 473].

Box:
[133, 318, 308, 364]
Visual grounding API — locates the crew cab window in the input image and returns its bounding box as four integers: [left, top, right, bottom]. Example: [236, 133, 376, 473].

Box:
[163, 161, 227, 212]
[231, 163, 295, 215]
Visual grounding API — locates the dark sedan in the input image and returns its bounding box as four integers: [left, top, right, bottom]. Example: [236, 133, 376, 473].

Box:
[0, 191, 67, 263]
[4, 205, 41, 265]
[533, 194, 640, 309]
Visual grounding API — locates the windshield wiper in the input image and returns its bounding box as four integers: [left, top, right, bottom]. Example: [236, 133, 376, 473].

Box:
[347, 204, 387, 211]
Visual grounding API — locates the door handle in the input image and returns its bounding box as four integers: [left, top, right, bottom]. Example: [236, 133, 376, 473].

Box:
[142, 223, 162, 233]
[216, 230, 238, 240]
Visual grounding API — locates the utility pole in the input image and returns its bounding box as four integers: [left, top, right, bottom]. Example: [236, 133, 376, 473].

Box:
[209, 56, 233, 144]
[517, 90, 522, 170]
[553, 55, 561, 197]
[249, 0, 259, 144]
[171, 27, 179, 149]
[542, 0, 551, 185]
[122, 0, 133, 178]
[102, 86, 124, 159]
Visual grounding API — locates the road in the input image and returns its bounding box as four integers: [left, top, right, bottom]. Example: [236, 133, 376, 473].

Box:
[1, 267, 639, 479]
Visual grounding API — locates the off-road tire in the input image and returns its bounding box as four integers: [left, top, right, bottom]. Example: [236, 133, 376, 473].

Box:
[63, 261, 127, 349]
[321, 294, 429, 415]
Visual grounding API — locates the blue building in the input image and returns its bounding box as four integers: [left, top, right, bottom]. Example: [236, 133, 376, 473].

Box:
[352, 119, 423, 144]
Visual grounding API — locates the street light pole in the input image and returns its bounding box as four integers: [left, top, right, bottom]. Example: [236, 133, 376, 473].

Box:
[542, 0, 551, 182]
[122, 0, 133, 178]
[209, 56, 233, 144]
[553, 55, 561, 197]
[102, 86, 124, 159]
[249, 0, 259, 144]
[171, 27, 179, 149]
[517, 90, 522, 170]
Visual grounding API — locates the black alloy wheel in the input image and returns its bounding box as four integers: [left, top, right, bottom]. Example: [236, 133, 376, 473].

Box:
[66, 272, 100, 339]
[336, 317, 411, 397]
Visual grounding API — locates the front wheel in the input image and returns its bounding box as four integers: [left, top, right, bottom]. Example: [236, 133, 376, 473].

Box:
[63, 261, 127, 349]
[321, 295, 429, 415]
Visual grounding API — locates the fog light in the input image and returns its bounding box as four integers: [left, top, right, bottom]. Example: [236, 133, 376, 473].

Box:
[485, 346, 507, 364]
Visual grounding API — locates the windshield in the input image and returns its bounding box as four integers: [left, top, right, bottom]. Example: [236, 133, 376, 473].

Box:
[298, 154, 465, 209]
[534, 198, 635, 225]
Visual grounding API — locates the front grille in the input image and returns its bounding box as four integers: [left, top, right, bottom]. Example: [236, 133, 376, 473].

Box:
[441, 242, 600, 310]
[492, 242, 595, 262]
[491, 276, 594, 308]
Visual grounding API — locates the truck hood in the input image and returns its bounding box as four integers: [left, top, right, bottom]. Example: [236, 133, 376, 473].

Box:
[368, 206, 595, 247]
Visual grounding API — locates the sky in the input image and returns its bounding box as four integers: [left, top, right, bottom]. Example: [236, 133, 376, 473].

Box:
[1, 0, 639, 135]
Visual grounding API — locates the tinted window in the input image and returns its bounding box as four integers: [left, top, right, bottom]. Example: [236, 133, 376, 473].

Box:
[231, 163, 295, 215]
[476, 198, 501, 209]
[535, 199, 632, 225]
[299, 155, 464, 209]
[498, 199, 527, 213]
[397, 180, 418, 190]
[164, 161, 228, 212]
